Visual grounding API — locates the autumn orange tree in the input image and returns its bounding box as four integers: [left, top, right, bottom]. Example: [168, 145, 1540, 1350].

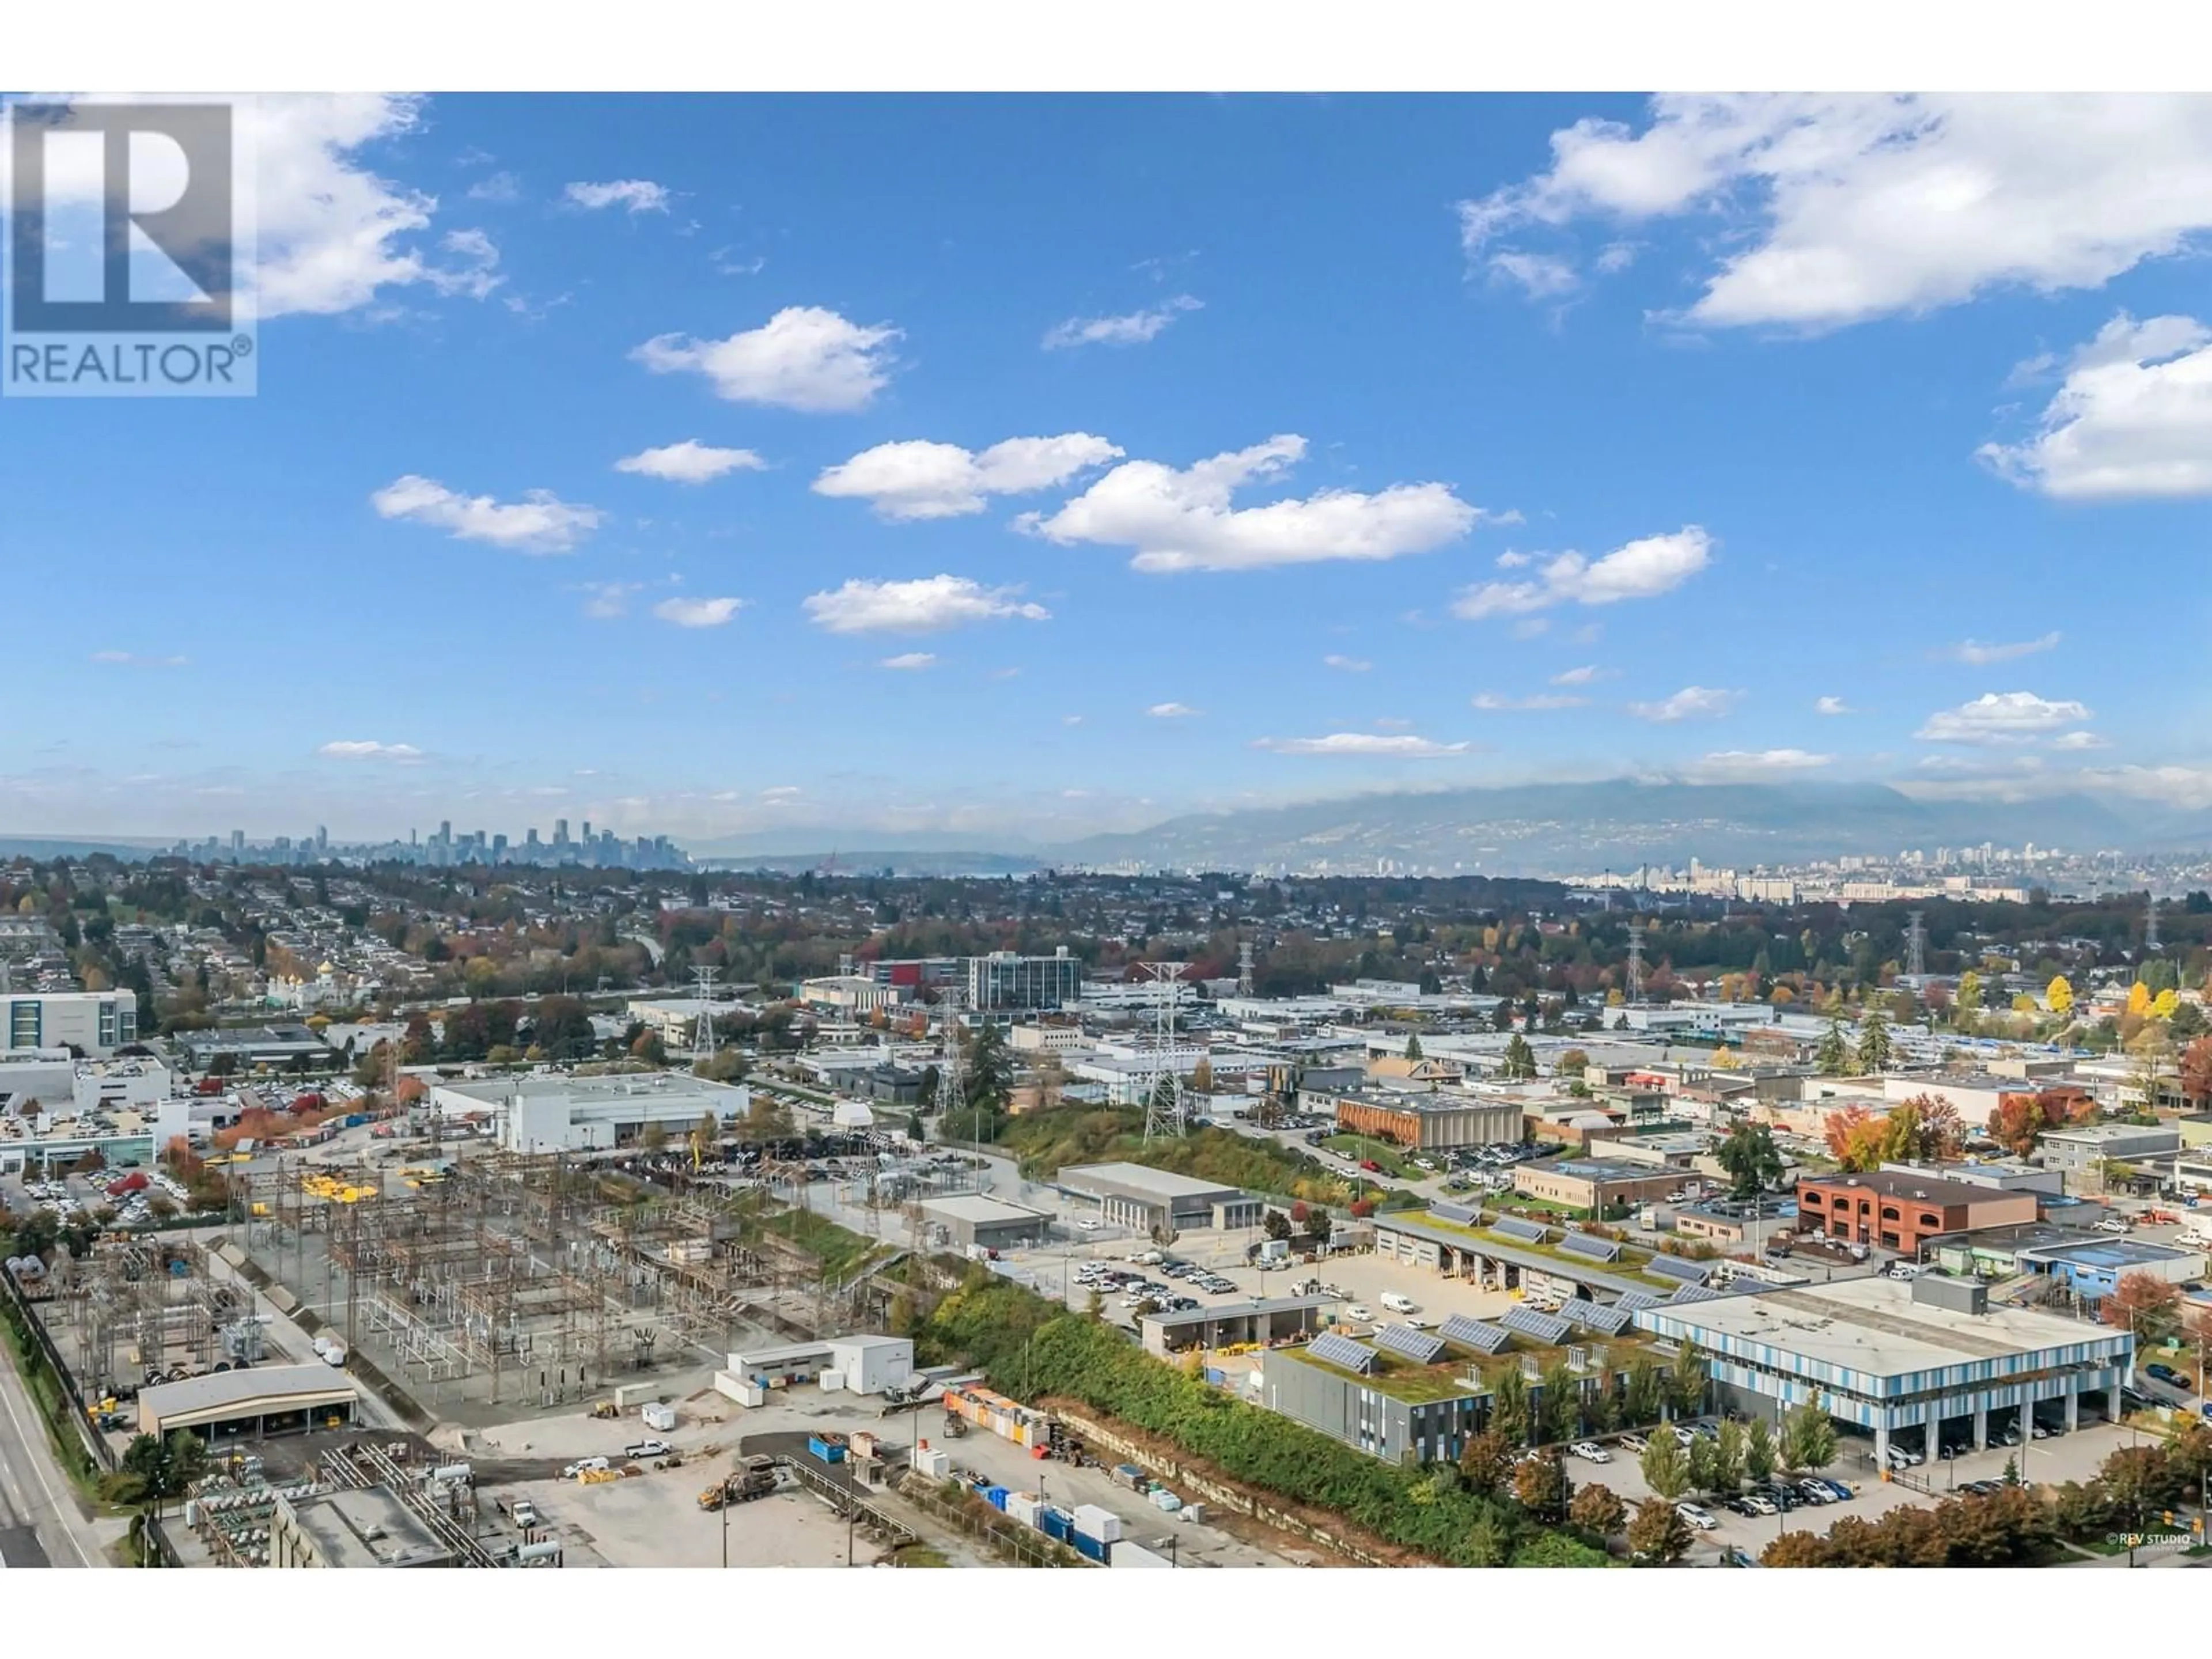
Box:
[2104, 1271, 2184, 1344]
[2182, 1035, 2212, 1107]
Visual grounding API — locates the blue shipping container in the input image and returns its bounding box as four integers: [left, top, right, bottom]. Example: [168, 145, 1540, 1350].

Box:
[986, 1486, 1010, 1509]
[1073, 1531, 1109, 1563]
[807, 1435, 847, 1464]
[1039, 1507, 1074, 1542]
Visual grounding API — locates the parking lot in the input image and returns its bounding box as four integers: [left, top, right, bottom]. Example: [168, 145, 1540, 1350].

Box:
[1562, 1416, 2143, 1562]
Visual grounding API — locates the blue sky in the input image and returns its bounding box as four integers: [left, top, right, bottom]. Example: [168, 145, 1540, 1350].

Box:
[7, 92, 2212, 846]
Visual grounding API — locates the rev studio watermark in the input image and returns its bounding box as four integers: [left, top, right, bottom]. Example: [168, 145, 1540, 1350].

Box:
[3, 94, 257, 397]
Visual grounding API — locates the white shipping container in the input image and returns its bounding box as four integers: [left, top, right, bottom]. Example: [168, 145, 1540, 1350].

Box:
[819, 1371, 846, 1393]
[912, 1448, 950, 1479]
[1072, 1503, 1122, 1544]
[1006, 1493, 1041, 1527]
[1109, 1539, 1173, 1569]
[641, 1401, 677, 1431]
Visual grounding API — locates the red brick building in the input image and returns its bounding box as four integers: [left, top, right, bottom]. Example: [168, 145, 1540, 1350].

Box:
[1796, 1170, 2037, 1256]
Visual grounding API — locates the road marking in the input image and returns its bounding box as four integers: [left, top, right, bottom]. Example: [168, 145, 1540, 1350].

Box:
[0, 1354, 94, 1569]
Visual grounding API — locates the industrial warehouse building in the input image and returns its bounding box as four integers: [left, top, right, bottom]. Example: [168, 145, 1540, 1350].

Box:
[4, 990, 139, 1056]
[137, 1364, 360, 1441]
[716, 1334, 915, 1399]
[1137, 1294, 1334, 1358]
[1796, 1169, 2040, 1256]
[1320, 1088, 1524, 1152]
[918, 1192, 1056, 1252]
[1512, 1157, 1681, 1214]
[271, 1485, 453, 1569]
[1630, 1275, 2135, 1466]
[428, 1073, 752, 1153]
[2014, 1238, 2208, 1308]
[2036, 1122, 2183, 1178]
[1059, 1162, 1263, 1233]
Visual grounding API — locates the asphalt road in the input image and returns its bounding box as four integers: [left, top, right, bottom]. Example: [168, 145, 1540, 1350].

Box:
[0, 1331, 103, 1569]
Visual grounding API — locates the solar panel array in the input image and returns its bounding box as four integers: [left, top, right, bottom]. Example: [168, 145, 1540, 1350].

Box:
[1669, 1283, 1724, 1304]
[1491, 1216, 1550, 1244]
[1559, 1231, 1623, 1262]
[1373, 1324, 1446, 1364]
[1500, 1305, 1573, 1344]
[1563, 1300, 1633, 1336]
[1430, 1201, 1480, 1225]
[1612, 1290, 1660, 1313]
[1645, 1253, 1713, 1283]
[1438, 1314, 1512, 1354]
[1308, 1331, 1378, 1373]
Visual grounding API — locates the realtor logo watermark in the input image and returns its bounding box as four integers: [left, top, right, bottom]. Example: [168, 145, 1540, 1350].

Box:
[3, 96, 257, 396]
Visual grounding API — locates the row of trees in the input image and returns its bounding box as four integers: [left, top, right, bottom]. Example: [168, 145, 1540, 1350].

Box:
[1763, 1423, 2212, 1566]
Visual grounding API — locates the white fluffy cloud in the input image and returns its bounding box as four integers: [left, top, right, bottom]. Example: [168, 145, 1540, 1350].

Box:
[1253, 733, 1469, 758]
[1323, 654, 1372, 672]
[1459, 95, 2212, 331]
[1550, 664, 1609, 685]
[92, 650, 188, 668]
[1979, 314, 2212, 499]
[1685, 749, 1833, 781]
[632, 306, 900, 412]
[652, 596, 744, 628]
[2051, 730, 2112, 751]
[1815, 695, 1854, 715]
[565, 179, 671, 213]
[370, 475, 601, 553]
[1628, 685, 1739, 722]
[1487, 251, 1579, 299]
[1452, 528, 1713, 619]
[1042, 295, 1202, 349]
[26, 94, 507, 319]
[615, 441, 767, 484]
[813, 434, 1122, 521]
[880, 652, 937, 671]
[1470, 692, 1587, 711]
[802, 575, 1051, 636]
[1916, 690, 2092, 744]
[1940, 631, 2061, 665]
[1024, 435, 1483, 573]
[1147, 702, 1200, 719]
[319, 740, 422, 762]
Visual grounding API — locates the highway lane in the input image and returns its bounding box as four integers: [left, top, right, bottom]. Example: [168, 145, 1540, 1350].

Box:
[0, 1330, 101, 1569]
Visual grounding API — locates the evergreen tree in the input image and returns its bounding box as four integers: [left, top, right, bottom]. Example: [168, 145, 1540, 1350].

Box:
[1816, 1017, 1851, 1076]
[1856, 1008, 1893, 1073]
[1501, 1033, 1537, 1081]
[1404, 1033, 1423, 1061]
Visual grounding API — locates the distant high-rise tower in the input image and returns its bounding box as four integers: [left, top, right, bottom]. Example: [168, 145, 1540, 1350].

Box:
[230, 829, 244, 855]
[554, 818, 570, 847]
[315, 825, 328, 851]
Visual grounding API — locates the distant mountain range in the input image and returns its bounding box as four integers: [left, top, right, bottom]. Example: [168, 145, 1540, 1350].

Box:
[1046, 780, 2183, 876]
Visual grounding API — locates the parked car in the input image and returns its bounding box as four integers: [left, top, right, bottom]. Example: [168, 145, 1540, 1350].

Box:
[1077, 1218, 1101, 1232]
[1344, 1304, 1373, 1322]
[2095, 1217, 2130, 1235]
[1740, 1494, 1778, 1516]
[561, 1457, 611, 1478]
[624, 1439, 672, 1460]
[2145, 1362, 2190, 1389]
[1672, 1424, 1699, 1447]
[1568, 1441, 1611, 1464]
[1618, 1433, 1650, 1454]
[1676, 1503, 1719, 1531]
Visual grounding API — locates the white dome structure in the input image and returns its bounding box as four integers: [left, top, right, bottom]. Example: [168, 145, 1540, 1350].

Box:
[831, 1100, 876, 1130]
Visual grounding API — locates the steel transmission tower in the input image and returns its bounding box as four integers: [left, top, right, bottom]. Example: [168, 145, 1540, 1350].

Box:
[1624, 921, 1646, 1006]
[1236, 941, 1255, 997]
[934, 988, 966, 1126]
[1141, 962, 1190, 1143]
[1904, 911, 1927, 980]
[692, 964, 721, 1058]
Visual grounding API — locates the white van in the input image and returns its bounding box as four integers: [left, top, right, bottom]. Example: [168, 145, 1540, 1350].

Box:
[1380, 1292, 1418, 1315]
